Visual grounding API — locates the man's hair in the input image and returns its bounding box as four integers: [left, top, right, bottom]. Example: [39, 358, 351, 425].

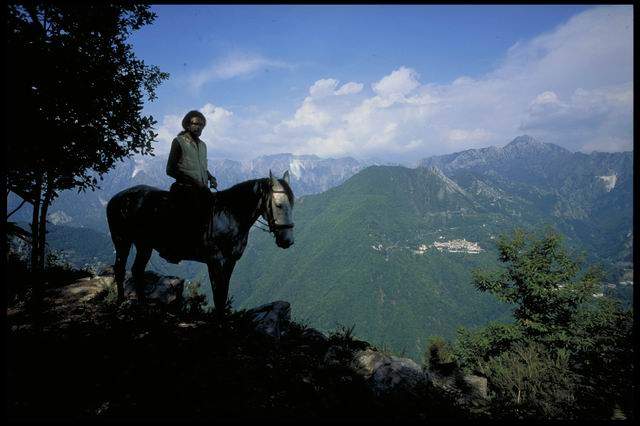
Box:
[181, 110, 207, 130]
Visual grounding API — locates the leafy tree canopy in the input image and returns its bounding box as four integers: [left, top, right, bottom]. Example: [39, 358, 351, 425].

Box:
[471, 228, 601, 344]
[6, 2, 168, 199]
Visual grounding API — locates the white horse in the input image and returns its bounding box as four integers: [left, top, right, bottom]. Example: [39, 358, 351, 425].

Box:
[106, 170, 295, 315]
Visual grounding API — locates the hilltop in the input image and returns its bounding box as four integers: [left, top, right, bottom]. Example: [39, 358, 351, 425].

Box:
[7, 269, 487, 421]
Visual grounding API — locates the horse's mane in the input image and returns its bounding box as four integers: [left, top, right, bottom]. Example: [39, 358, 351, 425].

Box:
[215, 177, 294, 208]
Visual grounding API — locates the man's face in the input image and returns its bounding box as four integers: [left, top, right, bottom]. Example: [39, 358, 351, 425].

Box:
[188, 117, 205, 138]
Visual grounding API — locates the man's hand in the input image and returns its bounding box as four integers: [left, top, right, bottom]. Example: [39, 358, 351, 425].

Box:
[209, 176, 218, 190]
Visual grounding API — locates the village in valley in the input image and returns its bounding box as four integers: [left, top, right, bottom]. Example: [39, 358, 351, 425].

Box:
[413, 237, 483, 255]
[371, 236, 484, 259]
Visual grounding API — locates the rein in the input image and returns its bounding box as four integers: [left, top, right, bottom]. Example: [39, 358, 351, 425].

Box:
[253, 187, 295, 234]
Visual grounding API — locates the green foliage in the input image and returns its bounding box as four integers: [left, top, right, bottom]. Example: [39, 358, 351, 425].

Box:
[453, 322, 524, 373]
[232, 166, 515, 359]
[45, 249, 74, 271]
[568, 297, 634, 417]
[6, 3, 168, 274]
[424, 336, 455, 373]
[472, 228, 599, 346]
[451, 228, 633, 419]
[181, 280, 208, 316]
[477, 342, 578, 419]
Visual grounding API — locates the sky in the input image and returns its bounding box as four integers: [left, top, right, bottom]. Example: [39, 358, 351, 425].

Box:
[129, 5, 633, 165]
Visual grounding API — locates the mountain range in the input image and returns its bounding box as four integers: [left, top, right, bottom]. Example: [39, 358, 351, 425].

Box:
[8, 153, 373, 233]
[8, 135, 633, 359]
[225, 136, 632, 358]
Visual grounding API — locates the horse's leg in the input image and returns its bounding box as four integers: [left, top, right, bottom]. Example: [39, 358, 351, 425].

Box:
[207, 258, 236, 319]
[112, 237, 132, 302]
[132, 244, 153, 302]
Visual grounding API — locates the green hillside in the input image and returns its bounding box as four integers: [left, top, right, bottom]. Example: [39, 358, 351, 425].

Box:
[230, 166, 521, 359]
[32, 161, 631, 360]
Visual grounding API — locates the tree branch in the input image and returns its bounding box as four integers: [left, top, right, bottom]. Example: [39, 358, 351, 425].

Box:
[23, 4, 44, 33]
[7, 198, 28, 219]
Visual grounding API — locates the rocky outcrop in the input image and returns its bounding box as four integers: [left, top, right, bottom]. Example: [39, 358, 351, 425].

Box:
[123, 271, 184, 306]
[246, 300, 292, 338]
[351, 349, 427, 397]
[242, 301, 488, 405]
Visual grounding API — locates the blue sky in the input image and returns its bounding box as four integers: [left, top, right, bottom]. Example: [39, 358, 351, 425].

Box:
[129, 5, 633, 164]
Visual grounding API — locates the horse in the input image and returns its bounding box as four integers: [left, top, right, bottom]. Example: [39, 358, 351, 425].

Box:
[106, 170, 295, 315]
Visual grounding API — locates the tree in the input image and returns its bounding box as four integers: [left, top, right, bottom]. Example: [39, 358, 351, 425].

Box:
[5, 3, 168, 308]
[471, 228, 600, 348]
[453, 228, 633, 419]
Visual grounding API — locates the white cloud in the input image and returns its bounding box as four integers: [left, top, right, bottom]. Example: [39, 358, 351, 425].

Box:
[335, 82, 364, 96]
[281, 78, 364, 130]
[282, 97, 331, 130]
[158, 6, 632, 162]
[308, 78, 364, 98]
[309, 79, 339, 98]
[155, 113, 183, 154]
[372, 66, 420, 98]
[448, 128, 493, 142]
[188, 52, 291, 90]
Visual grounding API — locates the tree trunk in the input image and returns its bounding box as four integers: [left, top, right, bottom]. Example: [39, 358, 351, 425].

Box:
[30, 177, 42, 273]
[37, 181, 54, 272]
[29, 175, 43, 322]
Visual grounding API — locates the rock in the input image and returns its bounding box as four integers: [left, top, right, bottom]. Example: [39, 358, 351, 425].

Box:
[246, 301, 290, 338]
[97, 265, 115, 276]
[462, 375, 488, 399]
[351, 349, 427, 396]
[323, 345, 350, 368]
[123, 271, 184, 306]
[46, 275, 116, 305]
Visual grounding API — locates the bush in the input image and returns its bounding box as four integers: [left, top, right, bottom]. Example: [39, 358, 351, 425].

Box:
[425, 336, 455, 374]
[478, 342, 577, 419]
[451, 229, 633, 419]
[453, 322, 524, 374]
[181, 280, 208, 316]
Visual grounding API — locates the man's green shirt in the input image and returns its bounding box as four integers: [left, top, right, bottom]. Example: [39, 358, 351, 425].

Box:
[166, 132, 213, 188]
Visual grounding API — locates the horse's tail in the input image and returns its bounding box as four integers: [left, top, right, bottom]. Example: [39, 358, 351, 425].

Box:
[106, 189, 133, 299]
[106, 189, 127, 236]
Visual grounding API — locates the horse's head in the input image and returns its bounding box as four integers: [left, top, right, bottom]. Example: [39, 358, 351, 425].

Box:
[262, 170, 295, 249]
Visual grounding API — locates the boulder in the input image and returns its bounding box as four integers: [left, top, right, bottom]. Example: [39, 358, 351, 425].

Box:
[323, 345, 350, 368]
[429, 370, 489, 405]
[246, 301, 291, 338]
[463, 375, 488, 400]
[123, 271, 184, 306]
[351, 349, 427, 396]
[46, 275, 116, 306]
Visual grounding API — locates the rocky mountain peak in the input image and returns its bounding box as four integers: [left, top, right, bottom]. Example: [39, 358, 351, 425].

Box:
[506, 134, 540, 146]
[503, 135, 570, 156]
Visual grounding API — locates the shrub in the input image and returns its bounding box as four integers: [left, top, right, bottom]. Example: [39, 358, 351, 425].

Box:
[181, 280, 208, 316]
[478, 341, 577, 419]
[425, 336, 455, 373]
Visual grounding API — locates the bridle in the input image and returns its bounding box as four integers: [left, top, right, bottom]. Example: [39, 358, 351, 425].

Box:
[255, 186, 295, 234]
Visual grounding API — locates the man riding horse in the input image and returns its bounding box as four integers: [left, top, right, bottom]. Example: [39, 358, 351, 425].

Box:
[163, 110, 218, 262]
[106, 109, 295, 314]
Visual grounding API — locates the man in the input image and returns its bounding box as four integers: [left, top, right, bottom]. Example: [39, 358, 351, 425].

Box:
[167, 110, 217, 192]
[164, 110, 217, 260]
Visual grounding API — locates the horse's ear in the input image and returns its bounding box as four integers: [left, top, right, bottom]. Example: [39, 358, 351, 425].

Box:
[283, 170, 290, 184]
[269, 169, 278, 187]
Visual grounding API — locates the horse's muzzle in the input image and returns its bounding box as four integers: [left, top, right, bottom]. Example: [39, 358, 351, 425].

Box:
[276, 238, 293, 249]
